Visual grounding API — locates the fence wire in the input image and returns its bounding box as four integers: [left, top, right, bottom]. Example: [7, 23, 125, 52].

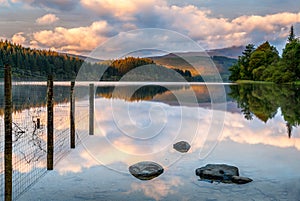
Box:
[75, 103, 90, 145]
[0, 82, 91, 200]
[0, 117, 4, 200]
[10, 107, 48, 200]
[53, 103, 70, 166]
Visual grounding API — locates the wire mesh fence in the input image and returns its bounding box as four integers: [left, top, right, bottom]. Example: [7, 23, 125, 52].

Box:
[53, 103, 71, 166]
[75, 103, 90, 146]
[10, 107, 47, 200]
[0, 81, 91, 200]
[0, 117, 4, 200]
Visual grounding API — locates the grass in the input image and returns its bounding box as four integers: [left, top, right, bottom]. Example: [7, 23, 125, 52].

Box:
[235, 80, 300, 85]
[235, 80, 274, 84]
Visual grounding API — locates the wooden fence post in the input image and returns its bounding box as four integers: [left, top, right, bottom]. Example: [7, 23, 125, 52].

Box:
[4, 64, 12, 201]
[89, 83, 94, 135]
[70, 81, 75, 148]
[47, 75, 54, 170]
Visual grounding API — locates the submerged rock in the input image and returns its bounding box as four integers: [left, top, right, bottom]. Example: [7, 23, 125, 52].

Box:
[173, 141, 191, 153]
[195, 164, 252, 184]
[231, 176, 253, 184]
[129, 161, 164, 180]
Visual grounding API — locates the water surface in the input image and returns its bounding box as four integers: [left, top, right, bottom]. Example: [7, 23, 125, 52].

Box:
[1, 82, 300, 200]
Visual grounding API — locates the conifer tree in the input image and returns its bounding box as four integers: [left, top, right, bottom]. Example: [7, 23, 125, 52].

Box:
[288, 25, 295, 42]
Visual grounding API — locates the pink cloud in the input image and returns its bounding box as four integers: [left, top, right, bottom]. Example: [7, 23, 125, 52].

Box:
[36, 14, 59, 25]
[32, 21, 111, 54]
[12, 32, 26, 45]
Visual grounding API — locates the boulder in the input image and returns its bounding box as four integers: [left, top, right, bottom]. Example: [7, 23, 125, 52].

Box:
[129, 161, 164, 180]
[173, 141, 191, 153]
[195, 164, 252, 184]
[195, 164, 239, 182]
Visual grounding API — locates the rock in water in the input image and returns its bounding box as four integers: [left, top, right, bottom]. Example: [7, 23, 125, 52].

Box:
[129, 161, 164, 180]
[231, 176, 253, 184]
[196, 164, 239, 181]
[195, 164, 252, 184]
[173, 141, 191, 153]
[196, 164, 238, 183]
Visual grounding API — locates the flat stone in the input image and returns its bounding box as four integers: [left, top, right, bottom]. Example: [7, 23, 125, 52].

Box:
[195, 164, 239, 182]
[195, 164, 253, 184]
[231, 176, 253, 184]
[173, 141, 191, 153]
[129, 161, 164, 180]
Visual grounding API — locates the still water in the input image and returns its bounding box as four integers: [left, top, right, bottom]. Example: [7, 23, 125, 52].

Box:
[1, 82, 300, 200]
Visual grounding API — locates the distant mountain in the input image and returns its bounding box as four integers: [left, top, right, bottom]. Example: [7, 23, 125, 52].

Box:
[150, 51, 237, 81]
[207, 46, 245, 59]
[0, 39, 240, 82]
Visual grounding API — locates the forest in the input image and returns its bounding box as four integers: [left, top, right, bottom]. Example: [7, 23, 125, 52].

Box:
[229, 26, 300, 83]
[0, 40, 193, 81]
[0, 40, 83, 80]
[102, 57, 193, 81]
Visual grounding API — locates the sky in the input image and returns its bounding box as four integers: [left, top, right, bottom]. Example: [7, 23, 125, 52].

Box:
[0, 0, 299, 56]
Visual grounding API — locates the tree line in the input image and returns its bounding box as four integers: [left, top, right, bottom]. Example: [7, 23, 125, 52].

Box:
[0, 40, 193, 81]
[105, 56, 193, 81]
[0, 40, 83, 80]
[229, 26, 300, 83]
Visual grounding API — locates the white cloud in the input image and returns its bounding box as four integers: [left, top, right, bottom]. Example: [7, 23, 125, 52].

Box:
[11, 1, 299, 54]
[78, 1, 300, 50]
[32, 21, 111, 54]
[232, 12, 300, 32]
[153, 5, 300, 48]
[12, 32, 26, 45]
[80, 0, 165, 20]
[36, 14, 59, 25]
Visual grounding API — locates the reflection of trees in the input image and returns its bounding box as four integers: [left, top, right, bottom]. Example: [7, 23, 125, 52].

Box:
[0, 84, 70, 164]
[229, 84, 300, 137]
[96, 84, 232, 107]
[0, 84, 71, 115]
[95, 85, 185, 102]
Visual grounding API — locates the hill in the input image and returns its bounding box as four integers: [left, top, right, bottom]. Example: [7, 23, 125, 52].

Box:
[0, 41, 193, 81]
[0, 40, 238, 82]
[207, 46, 244, 59]
[0, 40, 83, 80]
[151, 52, 237, 81]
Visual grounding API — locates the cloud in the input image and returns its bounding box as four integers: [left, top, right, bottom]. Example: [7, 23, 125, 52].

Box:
[153, 5, 300, 48]
[32, 21, 111, 54]
[12, 32, 26, 45]
[232, 12, 300, 32]
[80, 0, 165, 20]
[36, 14, 59, 25]
[11, 0, 76, 11]
[78, 1, 300, 50]
[11, 0, 299, 54]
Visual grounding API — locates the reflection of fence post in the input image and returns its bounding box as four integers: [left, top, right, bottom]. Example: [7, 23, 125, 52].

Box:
[47, 75, 54, 170]
[70, 81, 75, 148]
[89, 83, 94, 135]
[4, 65, 12, 201]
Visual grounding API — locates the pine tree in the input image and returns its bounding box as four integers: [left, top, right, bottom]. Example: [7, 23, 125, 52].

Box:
[288, 25, 295, 42]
